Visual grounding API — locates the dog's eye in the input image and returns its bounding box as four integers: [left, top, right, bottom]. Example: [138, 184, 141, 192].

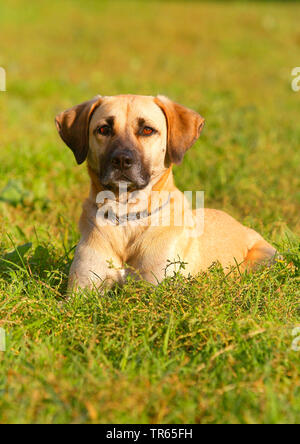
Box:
[97, 125, 111, 136]
[142, 126, 155, 136]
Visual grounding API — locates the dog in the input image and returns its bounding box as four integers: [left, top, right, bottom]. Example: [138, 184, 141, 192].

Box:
[55, 94, 277, 291]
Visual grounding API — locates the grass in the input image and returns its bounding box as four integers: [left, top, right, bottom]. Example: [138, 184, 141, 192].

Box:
[0, 0, 299, 424]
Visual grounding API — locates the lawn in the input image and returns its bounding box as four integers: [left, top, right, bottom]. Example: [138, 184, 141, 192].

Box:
[0, 0, 299, 424]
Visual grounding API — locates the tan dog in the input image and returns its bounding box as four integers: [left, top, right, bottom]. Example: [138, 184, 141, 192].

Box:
[55, 94, 277, 291]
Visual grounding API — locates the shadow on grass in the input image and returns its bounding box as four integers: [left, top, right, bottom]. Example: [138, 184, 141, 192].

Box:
[0, 242, 72, 297]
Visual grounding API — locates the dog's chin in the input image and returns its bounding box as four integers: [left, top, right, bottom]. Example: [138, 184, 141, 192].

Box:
[100, 176, 149, 192]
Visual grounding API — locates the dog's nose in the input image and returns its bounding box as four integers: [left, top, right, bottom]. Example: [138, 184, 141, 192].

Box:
[111, 150, 134, 170]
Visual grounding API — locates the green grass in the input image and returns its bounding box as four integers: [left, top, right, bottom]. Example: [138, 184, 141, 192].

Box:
[0, 0, 299, 424]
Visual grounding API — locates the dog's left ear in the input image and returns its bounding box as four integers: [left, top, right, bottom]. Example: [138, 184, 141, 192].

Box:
[55, 95, 102, 165]
[154, 95, 205, 165]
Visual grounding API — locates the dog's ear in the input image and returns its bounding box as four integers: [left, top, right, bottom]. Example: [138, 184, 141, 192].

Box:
[154, 95, 205, 165]
[55, 95, 102, 165]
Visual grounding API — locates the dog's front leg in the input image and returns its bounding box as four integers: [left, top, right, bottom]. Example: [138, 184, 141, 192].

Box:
[68, 241, 123, 293]
[130, 228, 194, 285]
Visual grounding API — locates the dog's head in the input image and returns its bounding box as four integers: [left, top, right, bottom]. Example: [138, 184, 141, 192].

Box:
[55, 94, 205, 191]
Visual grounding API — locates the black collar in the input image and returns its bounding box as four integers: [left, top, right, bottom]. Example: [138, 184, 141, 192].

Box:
[103, 194, 171, 226]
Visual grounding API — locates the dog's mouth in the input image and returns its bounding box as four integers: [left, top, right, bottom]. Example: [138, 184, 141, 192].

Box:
[99, 149, 151, 192]
[100, 174, 150, 192]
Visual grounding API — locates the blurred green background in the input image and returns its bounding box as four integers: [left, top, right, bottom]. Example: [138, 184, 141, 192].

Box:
[0, 0, 299, 424]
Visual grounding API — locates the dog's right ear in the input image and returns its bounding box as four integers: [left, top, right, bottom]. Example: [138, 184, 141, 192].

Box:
[55, 96, 102, 165]
[154, 95, 205, 165]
